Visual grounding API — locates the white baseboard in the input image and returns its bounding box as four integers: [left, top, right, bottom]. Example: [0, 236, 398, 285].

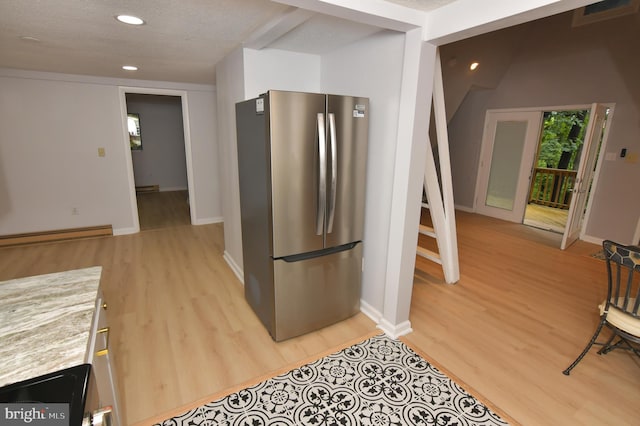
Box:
[160, 186, 188, 192]
[193, 216, 224, 225]
[583, 233, 640, 247]
[359, 301, 413, 339]
[359, 299, 382, 324]
[223, 250, 244, 284]
[580, 234, 603, 246]
[113, 226, 138, 236]
[376, 318, 413, 339]
[454, 204, 474, 213]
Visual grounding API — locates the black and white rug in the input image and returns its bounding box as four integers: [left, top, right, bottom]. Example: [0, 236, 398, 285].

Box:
[156, 334, 510, 426]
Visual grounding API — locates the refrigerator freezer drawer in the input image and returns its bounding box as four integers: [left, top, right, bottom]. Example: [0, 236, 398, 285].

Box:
[272, 243, 362, 341]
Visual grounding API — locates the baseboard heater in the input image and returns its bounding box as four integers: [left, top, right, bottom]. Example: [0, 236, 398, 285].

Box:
[136, 185, 159, 193]
[0, 225, 113, 248]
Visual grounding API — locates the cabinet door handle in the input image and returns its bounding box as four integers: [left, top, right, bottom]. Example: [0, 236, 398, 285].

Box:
[96, 327, 109, 357]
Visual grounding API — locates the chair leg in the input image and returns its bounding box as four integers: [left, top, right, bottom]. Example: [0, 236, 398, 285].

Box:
[563, 320, 606, 376]
[597, 332, 618, 355]
[599, 335, 640, 356]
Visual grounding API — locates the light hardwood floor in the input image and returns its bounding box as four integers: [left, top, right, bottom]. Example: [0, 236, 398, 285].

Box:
[1, 204, 638, 425]
[408, 211, 640, 425]
[136, 190, 191, 231]
[0, 219, 376, 424]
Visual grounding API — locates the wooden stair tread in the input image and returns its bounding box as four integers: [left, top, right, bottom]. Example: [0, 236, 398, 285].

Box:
[416, 246, 441, 264]
[418, 224, 436, 237]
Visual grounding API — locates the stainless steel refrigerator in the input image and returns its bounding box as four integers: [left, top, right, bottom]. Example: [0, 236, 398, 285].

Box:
[235, 90, 369, 341]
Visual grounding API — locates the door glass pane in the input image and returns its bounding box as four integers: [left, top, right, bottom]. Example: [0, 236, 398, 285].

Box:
[485, 121, 528, 210]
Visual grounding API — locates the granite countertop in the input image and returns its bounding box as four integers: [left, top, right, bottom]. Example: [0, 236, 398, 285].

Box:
[0, 266, 102, 387]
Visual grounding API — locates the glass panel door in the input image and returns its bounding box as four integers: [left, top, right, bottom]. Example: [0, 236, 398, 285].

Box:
[561, 103, 607, 249]
[475, 111, 542, 222]
[485, 121, 529, 210]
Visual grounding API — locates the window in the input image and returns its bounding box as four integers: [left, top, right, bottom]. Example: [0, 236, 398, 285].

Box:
[128, 113, 142, 150]
[572, 0, 639, 26]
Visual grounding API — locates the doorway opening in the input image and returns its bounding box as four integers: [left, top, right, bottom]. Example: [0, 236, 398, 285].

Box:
[475, 104, 610, 249]
[523, 108, 590, 234]
[119, 87, 196, 233]
[125, 94, 190, 231]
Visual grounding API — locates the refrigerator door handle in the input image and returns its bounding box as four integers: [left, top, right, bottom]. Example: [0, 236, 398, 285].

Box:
[316, 113, 326, 236]
[327, 113, 337, 234]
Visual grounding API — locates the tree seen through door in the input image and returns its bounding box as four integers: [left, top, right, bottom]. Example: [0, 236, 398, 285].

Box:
[524, 109, 590, 233]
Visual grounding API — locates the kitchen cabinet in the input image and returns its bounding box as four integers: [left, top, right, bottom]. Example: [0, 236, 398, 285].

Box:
[0, 267, 123, 425]
[85, 291, 122, 426]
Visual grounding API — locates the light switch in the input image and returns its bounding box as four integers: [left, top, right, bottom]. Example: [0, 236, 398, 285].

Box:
[98, 147, 105, 157]
[605, 152, 616, 161]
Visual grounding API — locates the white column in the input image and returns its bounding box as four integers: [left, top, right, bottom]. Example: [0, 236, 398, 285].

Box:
[378, 29, 437, 338]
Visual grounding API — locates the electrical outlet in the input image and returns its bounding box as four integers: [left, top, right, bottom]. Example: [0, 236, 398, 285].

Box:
[98, 147, 106, 157]
[72, 208, 79, 215]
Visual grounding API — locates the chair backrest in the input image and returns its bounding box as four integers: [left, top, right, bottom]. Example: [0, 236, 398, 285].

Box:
[602, 240, 640, 319]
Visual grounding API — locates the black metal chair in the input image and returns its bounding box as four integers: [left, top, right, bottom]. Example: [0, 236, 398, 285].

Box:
[563, 240, 640, 375]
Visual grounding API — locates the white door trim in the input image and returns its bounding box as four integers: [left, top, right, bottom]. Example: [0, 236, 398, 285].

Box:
[474, 110, 542, 222]
[576, 103, 614, 243]
[117, 86, 196, 233]
[475, 103, 614, 244]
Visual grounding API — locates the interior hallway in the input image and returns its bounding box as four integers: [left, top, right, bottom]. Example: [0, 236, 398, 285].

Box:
[136, 189, 191, 231]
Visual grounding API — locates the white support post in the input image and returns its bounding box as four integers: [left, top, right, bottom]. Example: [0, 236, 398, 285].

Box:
[423, 48, 460, 284]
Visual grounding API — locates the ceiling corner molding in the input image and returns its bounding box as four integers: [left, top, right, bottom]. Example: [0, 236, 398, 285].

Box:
[422, 0, 594, 45]
[243, 7, 316, 50]
[272, 0, 425, 32]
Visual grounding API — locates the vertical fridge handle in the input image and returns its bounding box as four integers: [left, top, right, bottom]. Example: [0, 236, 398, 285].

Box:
[316, 113, 326, 236]
[327, 113, 337, 233]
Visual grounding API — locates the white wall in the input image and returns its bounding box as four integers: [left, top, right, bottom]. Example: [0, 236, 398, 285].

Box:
[244, 48, 321, 98]
[215, 31, 422, 332]
[127, 95, 188, 191]
[321, 30, 405, 318]
[0, 69, 221, 235]
[215, 47, 246, 278]
[212, 0, 585, 334]
[187, 89, 224, 225]
[217, 47, 323, 278]
[448, 11, 640, 244]
[0, 73, 133, 234]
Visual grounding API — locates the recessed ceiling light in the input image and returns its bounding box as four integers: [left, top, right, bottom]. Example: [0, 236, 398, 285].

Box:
[470, 62, 479, 71]
[122, 65, 138, 71]
[116, 15, 145, 25]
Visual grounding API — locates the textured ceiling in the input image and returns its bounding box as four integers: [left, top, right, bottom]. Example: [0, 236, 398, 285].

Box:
[0, 0, 457, 85]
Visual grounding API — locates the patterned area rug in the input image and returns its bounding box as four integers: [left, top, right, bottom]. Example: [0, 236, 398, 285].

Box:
[155, 334, 510, 426]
